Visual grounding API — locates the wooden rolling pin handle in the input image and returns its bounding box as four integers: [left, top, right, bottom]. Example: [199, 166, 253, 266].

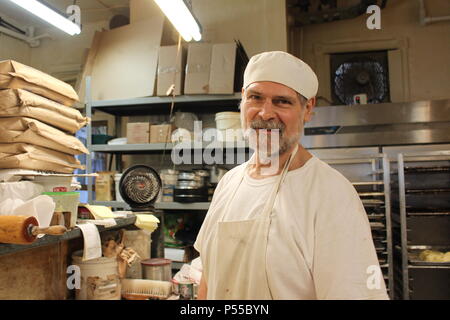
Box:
[30, 225, 67, 236]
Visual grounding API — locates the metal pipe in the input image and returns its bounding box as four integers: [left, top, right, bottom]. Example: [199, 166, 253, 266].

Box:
[0, 16, 26, 34]
[0, 25, 39, 46]
[419, 0, 450, 26]
[0, 25, 51, 47]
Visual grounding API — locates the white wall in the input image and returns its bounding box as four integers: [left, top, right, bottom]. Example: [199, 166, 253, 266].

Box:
[30, 20, 110, 78]
[0, 33, 31, 64]
[192, 0, 287, 56]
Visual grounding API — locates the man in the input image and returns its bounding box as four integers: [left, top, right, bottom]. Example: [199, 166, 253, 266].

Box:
[194, 51, 388, 300]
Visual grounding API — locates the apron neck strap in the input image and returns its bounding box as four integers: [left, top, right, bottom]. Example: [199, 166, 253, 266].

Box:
[260, 144, 298, 217]
[218, 144, 299, 222]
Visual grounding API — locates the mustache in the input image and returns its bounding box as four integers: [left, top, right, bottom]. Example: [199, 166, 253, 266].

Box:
[249, 119, 285, 132]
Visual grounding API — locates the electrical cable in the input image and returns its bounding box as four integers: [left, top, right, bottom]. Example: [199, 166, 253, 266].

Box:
[160, 34, 183, 170]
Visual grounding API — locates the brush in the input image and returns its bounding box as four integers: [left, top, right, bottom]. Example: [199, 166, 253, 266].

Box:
[121, 279, 172, 300]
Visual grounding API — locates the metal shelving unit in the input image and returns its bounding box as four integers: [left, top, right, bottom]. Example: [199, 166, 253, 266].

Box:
[395, 151, 450, 300]
[92, 201, 211, 211]
[85, 77, 243, 205]
[84, 78, 243, 259]
[90, 141, 249, 154]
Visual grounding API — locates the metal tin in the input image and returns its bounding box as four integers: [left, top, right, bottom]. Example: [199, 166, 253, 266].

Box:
[178, 281, 194, 300]
[178, 172, 196, 180]
[141, 258, 172, 281]
[176, 181, 203, 189]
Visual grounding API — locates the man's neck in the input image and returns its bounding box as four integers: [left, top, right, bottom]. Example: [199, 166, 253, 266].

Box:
[248, 144, 312, 179]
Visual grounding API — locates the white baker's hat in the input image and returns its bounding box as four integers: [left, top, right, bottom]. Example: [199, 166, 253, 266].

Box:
[243, 51, 319, 99]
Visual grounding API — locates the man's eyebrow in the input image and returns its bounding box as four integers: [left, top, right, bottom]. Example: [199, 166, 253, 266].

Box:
[246, 89, 262, 96]
[273, 95, 295, 102]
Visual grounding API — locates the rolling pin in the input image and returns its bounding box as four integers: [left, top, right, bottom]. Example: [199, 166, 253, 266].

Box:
[0, 215, 67, 244]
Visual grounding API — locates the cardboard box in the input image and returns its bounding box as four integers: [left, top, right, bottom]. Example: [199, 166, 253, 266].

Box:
[157, 45, 186, 96]
[130, 0, 179, 46]
[150, 124, 175, 143]
[127, 122, 150, 144]
[209, 43, 237, 94]
[184, 43, 212, 94]
[95, 171, 115, 201]
[89, 18, 164, 101]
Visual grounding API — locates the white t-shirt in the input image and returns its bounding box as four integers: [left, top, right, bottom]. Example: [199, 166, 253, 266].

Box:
[194, 156, 389, 300]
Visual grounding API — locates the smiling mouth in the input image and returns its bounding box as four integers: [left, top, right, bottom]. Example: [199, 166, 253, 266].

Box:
[255, 128, 282, 135]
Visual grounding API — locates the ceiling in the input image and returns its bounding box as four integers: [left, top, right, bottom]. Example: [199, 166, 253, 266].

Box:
[0, 0, 129, 31]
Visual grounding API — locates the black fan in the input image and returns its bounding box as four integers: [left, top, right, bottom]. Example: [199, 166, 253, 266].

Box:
[333, 57, 389, 105]
[119, 165, 162, 211]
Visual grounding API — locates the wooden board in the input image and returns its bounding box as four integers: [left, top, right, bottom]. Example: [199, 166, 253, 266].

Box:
[0, 242, 68, 299]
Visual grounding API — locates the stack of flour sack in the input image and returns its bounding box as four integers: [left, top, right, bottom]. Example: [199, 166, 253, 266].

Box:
[0, 60, 90, 173]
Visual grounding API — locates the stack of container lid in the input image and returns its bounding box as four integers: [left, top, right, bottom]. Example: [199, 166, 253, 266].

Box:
[0, 60, 90, 173]
[160, 169, 178, 202]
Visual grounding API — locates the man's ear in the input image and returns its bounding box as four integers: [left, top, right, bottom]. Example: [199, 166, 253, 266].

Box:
[240, 88, 247, 129]
[303, 97, 316, 123]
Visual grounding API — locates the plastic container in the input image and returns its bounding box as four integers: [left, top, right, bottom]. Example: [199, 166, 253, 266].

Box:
[141, 258, 172, 281]
[33, 175, 73, 192]
[92, 134, 115, 144]
[114, 173, 124, 202]
[42, 192, 79, 228]
[71, 250, 121, 300]
[161, 169, 178, 185]
[215, 112, 242, 141]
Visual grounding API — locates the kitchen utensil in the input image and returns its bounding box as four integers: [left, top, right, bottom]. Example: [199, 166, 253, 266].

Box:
[0, 215, 67, 244]
[174, 180, 208, 203]
[178, 172, 197, 181]
[121, 279, 172, 300]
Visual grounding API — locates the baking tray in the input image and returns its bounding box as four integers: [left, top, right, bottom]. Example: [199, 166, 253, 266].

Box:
[358, 192, 385, 197]
[406, 188, 450, 194]
[370, 222, 385, 229]
[404, 166, 450, 173]
[367, 213, 385, 221]
[362, 199, 385, 205]
[408, 245, 450, 266]
[408, 210, 450, 216]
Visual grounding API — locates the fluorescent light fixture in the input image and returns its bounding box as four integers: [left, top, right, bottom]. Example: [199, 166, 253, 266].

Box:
[154, 0, 202, 42]
[7, 0, 81, 35]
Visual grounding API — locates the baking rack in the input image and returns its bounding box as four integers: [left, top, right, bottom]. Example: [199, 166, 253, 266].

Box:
[394, 151, 450, 300]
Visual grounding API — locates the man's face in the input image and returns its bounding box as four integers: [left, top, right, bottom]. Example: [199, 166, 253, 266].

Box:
[240, 81, 315, 156]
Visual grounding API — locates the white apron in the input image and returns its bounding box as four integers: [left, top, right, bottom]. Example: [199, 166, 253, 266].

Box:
[205, 145, 298, 300]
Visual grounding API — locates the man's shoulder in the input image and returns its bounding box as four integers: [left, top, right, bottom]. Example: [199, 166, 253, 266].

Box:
[315, 157, 351, 182]
[294, 156, 359, 204]
[299, 156, 354, 189]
